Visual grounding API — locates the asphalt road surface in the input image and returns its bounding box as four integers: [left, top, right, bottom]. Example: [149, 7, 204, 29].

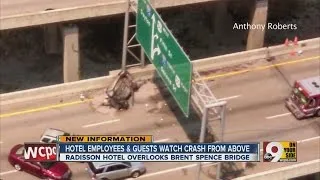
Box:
[0, 0, 122, 17]
[0, 50, 319, 180]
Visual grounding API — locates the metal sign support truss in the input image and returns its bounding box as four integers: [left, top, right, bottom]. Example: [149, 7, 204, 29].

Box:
[121, 0, 146, 70]
[121, 1, 227, 179]
[191, 70, 227, 180]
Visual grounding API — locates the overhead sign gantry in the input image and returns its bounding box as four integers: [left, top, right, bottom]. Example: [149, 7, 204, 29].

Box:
[136, 0, 193, 117]
[120, 1, 227, 178]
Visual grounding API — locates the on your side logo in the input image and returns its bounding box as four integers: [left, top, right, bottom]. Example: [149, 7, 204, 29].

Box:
[263, 141, 297, 162]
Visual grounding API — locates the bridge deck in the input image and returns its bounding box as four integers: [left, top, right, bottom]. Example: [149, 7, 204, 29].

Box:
[0, 0, 115, 17]
[0, 0, 214, 30]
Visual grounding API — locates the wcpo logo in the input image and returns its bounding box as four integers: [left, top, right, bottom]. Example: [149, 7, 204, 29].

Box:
[24, 143, 57, 161]
[263, 141, 297, 162]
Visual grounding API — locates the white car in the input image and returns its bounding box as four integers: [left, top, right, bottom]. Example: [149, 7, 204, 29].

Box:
[40, 128, 70, 143]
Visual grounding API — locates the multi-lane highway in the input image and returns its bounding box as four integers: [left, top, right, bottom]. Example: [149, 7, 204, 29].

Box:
[0, 0, 119, 17]
[0, 0, 218, 30]
[0, 0, 215, 17]
[0, 50, 319, 180]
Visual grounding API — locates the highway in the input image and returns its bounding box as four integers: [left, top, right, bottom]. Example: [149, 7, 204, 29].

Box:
[0, 0, 216, 30]
[0, 0, 120, 17]
[0, 0, 215, 17]
[0, 50, 319, 179]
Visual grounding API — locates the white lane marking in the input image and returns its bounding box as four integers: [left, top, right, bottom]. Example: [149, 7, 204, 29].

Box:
[265, 112, 292, 119]
[129, 162, 215, 179]
[297, 136, 320, 143]
[256, 136, 320, 152]
[155, 138, 170, 142]
[233, 159, 320, 180]
[0, 170, 18, 176]
[218, 95, 242, 101]
[133, 136, 320, 179]
[82, 119, 120, 128]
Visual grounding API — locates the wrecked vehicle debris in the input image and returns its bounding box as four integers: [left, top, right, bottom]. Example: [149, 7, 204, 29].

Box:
[103, 70, 144, 110]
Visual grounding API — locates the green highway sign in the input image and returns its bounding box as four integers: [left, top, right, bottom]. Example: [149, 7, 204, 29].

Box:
[136, 0, 192, 117]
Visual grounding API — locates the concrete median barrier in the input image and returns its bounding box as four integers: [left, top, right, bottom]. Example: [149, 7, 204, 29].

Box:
[233, 159, 320, 180]
[194, 37, 320, 70]
[0, 76, 114, 105]
[268, 37, 320, 57]
[0, 37, 319, 106]
[193, 47, 268, 71]
[0, 2, 126, 30]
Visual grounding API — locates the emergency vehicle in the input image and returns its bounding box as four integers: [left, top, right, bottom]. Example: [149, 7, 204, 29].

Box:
[286, 76, 320, 119]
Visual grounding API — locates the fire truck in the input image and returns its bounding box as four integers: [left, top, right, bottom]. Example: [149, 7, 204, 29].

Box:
[286, 76, 320, 119]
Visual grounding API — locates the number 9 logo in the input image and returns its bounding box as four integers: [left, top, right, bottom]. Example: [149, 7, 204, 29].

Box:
[265, 142, 283, 162]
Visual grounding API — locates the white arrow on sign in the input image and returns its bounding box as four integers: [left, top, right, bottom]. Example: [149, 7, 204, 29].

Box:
[151, 14, 161, 59]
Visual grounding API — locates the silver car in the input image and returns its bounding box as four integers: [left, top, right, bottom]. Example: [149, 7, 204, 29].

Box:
[86, 162, 146, 180]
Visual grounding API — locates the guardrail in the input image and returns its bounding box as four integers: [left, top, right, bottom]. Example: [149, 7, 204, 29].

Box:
[233, 159, 320, 180]
[1, 37, 319, 106]
[193, 37, 320, 71]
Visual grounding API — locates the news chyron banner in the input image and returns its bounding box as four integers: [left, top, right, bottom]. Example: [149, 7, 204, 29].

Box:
[24, 135, 260, 162]
[263, 141, 297, 162]
[58, 135, 153, 143]
[23, 135, 152, 162]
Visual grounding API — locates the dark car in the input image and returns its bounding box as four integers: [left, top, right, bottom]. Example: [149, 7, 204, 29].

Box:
[8, 144, 71, 179]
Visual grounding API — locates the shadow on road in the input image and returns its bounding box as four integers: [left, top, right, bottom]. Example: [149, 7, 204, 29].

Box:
[204, 162, 257, 180]
[152, 72, 218, 143]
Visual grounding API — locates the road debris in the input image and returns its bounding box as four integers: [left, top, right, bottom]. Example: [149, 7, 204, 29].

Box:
[102, 70, 145, 110]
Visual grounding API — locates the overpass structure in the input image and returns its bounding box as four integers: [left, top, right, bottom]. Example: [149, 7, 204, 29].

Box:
[1, 0, 217, 30]
[0, 37, 319, 180]
[1, 0, 269, 83]
[234, 159, 320, 180]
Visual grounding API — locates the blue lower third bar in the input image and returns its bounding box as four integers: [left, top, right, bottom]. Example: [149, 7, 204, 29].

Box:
[58, 153, 260, 162]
